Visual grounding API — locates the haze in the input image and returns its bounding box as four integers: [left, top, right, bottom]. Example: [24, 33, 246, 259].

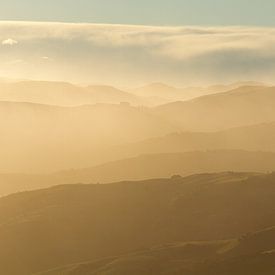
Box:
[1, 1, 275, 275]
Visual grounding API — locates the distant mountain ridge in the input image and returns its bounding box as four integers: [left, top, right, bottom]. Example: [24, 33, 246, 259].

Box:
[130, 81, 265, 99]
[0, 81, 144, 106]
[0, 100, 177, 173]
[0, 80, 266, 107]
[154, 85, 275, 131]
[120, 121, 275, 156]
[1, 84, 275, 173]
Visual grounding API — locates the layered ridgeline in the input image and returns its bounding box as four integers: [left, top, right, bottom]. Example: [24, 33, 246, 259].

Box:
[0, 80, 261, 107]
[0, 172, 275, 274]
[1, 150, 275, 196]
[128, 81, 264, 105]
[153, 85, 275, 131]
[1, 83, 275, 173]
[0, 101, 177, 173]
[2, 117, 275, 174]
[119, 121, 275, 156]
[0, 81, 143, 106]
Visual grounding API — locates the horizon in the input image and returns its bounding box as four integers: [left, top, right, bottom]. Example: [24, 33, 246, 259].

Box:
[0, 76, 269, 90]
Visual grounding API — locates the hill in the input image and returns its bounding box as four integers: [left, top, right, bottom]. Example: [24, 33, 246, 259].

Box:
[0, 172, 275, 274]
[130, 81, 265, 105]
[0, 150, 274, 196]
[39, 227, 275, 275]
[0, 80, 264, 108]
[0, 101, 177, 173]
[3, 98, 275, 174]
[120, 122, 275, 156]
[0, 81, 145, 106]
[153, 86, 275, 131]
[2, 85, 275, 173]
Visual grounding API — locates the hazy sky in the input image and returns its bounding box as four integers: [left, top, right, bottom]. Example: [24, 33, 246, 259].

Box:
[0, 1, 275, 86]
[0, 0, 275, 26]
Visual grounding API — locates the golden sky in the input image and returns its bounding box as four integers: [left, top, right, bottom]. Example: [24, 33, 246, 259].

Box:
[1, 22, 275, 86]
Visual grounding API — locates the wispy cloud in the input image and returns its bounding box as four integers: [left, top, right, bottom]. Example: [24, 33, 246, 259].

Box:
[2, 38, 18, 46]
[0, 21, 275, 85]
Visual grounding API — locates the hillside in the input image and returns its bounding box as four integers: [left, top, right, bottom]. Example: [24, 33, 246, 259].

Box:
[0, 150, 274, 196]
[154, 86, 275, 131]
[0, 80, 264, 108]
[130, 82, 264, 104]
[40, 227, 275, 275]
[3, 99, 275, 173]
[119, 122, 275, 156]
[0, 172, 275, 274]
[0, 101, 177, 173]
[2, 85, 275, 173]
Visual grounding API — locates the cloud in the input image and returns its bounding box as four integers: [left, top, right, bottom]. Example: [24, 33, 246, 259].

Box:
[0, 22, 274, 60]
[0, 21, 275, 85]
[2, 38, 18, 46]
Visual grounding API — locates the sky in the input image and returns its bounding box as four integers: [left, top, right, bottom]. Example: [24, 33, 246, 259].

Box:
[0, 0, 275, 26]
[0, 1, 275, 87]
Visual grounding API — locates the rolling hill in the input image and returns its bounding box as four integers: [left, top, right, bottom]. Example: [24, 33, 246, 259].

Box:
[130, 81, 264, 104]
[0, 150, 274, 196]
[3, 100, 275, 174]
[153, 85, 275, 131]
[0, 80, 265, 108]
[39, 227, 275, 275]
[0, 172, 275, 274]
[119, 122, 275, 156]
[0, 101, 177, 173]
[2, 84, 275, 173]
[0, 81, 145, 106]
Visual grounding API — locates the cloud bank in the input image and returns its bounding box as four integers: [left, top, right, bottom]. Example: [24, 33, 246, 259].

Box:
[0, 21, 275, 86]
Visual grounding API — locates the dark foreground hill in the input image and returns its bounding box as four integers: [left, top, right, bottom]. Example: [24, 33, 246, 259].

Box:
[1, 150, 275, 196]
[0, 172, 275, 274]
[39, 227, 275, 275]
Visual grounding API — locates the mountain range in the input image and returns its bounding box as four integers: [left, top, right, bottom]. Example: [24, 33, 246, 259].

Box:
[0, 80, 265, 107]
[154, 85, 275, 131]
[2, 83, 275, 173]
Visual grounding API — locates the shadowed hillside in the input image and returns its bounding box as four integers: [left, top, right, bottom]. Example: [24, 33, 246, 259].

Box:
[39, 227, 275, 275]
[0, 172, 275, 274]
